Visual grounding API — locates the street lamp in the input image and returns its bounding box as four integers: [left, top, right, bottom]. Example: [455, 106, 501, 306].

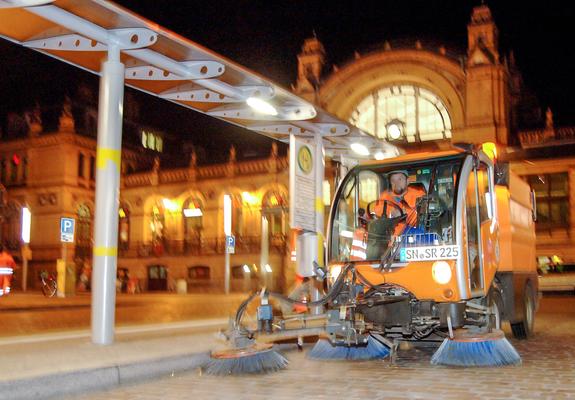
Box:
[385, 119, 405, 141]
[223, 194, 232, 294]
[21, 207, 31, 291]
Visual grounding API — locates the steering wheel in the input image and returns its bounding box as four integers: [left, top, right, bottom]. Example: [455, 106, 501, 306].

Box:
[367, 199, 407, 222]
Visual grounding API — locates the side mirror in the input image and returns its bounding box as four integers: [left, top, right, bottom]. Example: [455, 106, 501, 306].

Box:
[312, 261, 327, 281]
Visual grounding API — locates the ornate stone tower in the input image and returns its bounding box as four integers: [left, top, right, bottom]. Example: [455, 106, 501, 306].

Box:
[294, 34, 326, 103]
[463, 5, 510, 145]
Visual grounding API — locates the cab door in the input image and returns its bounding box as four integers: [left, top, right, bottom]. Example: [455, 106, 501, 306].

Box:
[464, 158, 497, 297]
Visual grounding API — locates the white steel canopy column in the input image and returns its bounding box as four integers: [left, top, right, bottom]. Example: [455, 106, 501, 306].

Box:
[91, 44, 124, 345]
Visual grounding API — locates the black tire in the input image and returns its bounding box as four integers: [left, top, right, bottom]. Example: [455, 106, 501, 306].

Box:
[511, 283, 535, 340]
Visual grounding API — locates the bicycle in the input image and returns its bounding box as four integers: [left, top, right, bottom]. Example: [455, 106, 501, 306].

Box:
[40, 271, 57, 297]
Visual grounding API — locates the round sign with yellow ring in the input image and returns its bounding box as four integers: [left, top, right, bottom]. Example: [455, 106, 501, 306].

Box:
[297, 145, 313, 174]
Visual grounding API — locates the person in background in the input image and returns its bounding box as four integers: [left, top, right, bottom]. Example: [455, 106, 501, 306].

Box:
[0, 244, 17, 296]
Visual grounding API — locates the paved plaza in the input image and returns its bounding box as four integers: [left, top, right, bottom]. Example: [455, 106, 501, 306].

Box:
[68, 298, 575, 400]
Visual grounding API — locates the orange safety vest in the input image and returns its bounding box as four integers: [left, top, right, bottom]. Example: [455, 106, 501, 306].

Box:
[374, 186, 426, 235]
[350, 227, 368, 261]
[0, 251, 15, 268]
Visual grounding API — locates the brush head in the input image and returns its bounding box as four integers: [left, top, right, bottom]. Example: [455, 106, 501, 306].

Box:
[204, 344, 288, 375]
[308, 336, 390, 361]
[431, 329, 522, 367]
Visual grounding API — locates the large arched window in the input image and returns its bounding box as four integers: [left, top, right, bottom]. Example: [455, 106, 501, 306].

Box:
[349, 85, 452, 142]
[75, 204, 92, 261]
[150, 202, 165, 245]
[183, 197, 203, 252]
[231, 194, 243, 236]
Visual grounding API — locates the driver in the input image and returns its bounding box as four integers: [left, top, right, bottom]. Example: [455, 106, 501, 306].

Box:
[374, 170, 426, 234]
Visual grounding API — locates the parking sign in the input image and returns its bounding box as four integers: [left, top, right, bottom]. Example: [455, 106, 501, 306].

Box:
[60, 217, 75, 243]
[226, 235, 235, 254]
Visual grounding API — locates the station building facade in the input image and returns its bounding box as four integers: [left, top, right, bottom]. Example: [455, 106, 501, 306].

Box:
[0, 108, 292, 293]
[1, 4, 573, 293]
[294, 5, 575, 269]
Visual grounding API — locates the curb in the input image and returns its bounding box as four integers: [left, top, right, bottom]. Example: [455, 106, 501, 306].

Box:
[0, 352, 210, 400]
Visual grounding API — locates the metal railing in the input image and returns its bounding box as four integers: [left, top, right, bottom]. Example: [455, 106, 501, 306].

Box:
[118, 234, 287, 258]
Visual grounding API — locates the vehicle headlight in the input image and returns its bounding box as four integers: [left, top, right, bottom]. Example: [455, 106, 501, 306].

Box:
[432, 261, 452, 284]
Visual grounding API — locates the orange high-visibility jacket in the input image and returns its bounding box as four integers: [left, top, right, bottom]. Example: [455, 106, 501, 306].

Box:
[374, 186, 426, 234]
[0, 251, 16, 269]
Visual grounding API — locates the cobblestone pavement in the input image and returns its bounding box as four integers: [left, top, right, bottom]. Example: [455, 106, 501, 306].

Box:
[70, 300, 575, 400]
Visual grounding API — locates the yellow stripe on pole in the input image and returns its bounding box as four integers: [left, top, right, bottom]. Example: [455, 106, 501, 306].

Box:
[316, 231, 324, 266]
[96, 148, 121, 170]
[315, 197, 324, 213]
[94, 246, 118, 257]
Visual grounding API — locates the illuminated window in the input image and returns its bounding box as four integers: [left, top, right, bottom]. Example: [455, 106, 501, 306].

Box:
[262, 190, 288, 237]
[526, 173, 569, 231]
[76, 204, 92, 261]
[188, 266, 210, 280]
[349, 85, 452, 143]
[141, 131, 164, 152]
[183, 197, 203, 252]
[150, 203, 166, 243]
[119, 205, 130, 250]
[10, 154, 19, 183]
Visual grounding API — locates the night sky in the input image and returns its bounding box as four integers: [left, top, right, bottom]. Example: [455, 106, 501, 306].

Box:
[1, 1, 574, 162]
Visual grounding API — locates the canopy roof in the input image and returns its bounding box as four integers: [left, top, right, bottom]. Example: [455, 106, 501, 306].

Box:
[0, 0, 397, 159]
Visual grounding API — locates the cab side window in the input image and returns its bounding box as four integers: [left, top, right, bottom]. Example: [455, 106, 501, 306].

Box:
[477, 163, 492, 223]
[330, 176, 357, 262]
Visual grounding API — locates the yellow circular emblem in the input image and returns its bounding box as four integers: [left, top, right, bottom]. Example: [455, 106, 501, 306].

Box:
[297, 145, 313, 174]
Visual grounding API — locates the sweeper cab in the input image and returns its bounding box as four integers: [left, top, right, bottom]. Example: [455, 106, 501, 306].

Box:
[323, 146, 538, 350]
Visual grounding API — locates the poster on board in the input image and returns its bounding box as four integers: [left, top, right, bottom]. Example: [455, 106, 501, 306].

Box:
[289, 134, 316, 232]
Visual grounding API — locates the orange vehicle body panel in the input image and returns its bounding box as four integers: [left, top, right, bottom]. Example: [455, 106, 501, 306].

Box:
[496, 173, 536, 273]
[353, 261, 461, 302]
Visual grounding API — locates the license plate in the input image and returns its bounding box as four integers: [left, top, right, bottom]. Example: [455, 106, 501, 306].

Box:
[399, 245, 459, 262]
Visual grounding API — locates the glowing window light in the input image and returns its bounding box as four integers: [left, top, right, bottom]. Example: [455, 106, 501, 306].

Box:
[183, 208, 203, 217]
[21, 207, 31, 244]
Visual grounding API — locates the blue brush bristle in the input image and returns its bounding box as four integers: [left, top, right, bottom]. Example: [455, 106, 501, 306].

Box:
[308, 336, 390, 361]
[204, 349, 288, 375]
[430, 336, 521, 367]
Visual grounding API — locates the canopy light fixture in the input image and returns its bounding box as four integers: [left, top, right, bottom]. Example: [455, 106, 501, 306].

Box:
[374, 151, 386, 160]
[350, 142, 370, 156]
[246, 97, 278, 116]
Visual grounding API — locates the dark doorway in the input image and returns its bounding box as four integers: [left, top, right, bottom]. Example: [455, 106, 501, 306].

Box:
[147, 264, 168, 291]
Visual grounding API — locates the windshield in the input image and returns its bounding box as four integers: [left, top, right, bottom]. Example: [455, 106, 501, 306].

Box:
[329, 158, 462, 263]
